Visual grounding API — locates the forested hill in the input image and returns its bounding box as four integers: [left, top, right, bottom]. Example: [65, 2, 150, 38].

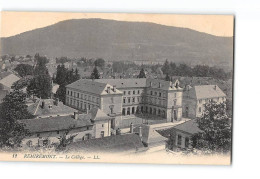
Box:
[1, 18, 233, 70]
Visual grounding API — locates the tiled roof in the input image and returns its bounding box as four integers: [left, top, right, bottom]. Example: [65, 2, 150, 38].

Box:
[133, 124, 167, 144]
[66, 133, 145, 153]
[146, 78, 182, 91]
[27, 99, 76, 117]
[186, 85, 226, 99]
[0, 74, 20, 89]
[19, 114, 93, 133]
[88, 108, 114, 121]
[173, 120, 202, 135]
[94, 78, 147, 89]
[66, 79, 122, 95]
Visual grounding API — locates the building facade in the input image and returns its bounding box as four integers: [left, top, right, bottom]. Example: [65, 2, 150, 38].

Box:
[182, 85, 226, 118]
[66, 78, 183, 129]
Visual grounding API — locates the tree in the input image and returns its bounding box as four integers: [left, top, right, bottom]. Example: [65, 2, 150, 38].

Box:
[14, 64, 34, 77]
[137, 68, 146, 78]
[161, 59, 170, 75]
[165, 73, 170, 81]
[191, 101, 231, 154]
[27, 54, 52, 99]
[0, 90, 33, 149]
[94, 58, 105, 69]
[91, 66, 100, 79]
[56, 130, 77, 152]
[56, 84, 67, 104]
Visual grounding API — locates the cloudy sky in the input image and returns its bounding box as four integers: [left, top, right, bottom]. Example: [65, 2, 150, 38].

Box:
[0, 12, 234, 38]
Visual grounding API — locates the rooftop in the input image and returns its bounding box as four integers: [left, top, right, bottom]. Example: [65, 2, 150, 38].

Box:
[172, 119, 202, 135]
[66, 79, 123, 95]
[133, 124, 167, 144]
[185, 85, 226, 99]
[27, 99, 76, 117]
[66, 133, 145, 153]
[0, 73, 20, 89]
[19, 114, 93, 133]
[94, 78, 147, 89]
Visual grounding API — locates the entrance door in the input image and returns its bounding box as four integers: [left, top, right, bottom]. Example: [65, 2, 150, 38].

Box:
[185, 107, 189, 117]
[174, 110, 177, 121]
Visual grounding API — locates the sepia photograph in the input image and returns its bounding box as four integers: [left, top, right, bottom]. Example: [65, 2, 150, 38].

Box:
[0, 12, 234, 165]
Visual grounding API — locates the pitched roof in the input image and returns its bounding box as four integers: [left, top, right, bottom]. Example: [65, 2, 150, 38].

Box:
[88, 108, 114, 121]
[19, 114, 93, 133]
[194, 85, 226, 99]
[173, 120, 202, 135]
[146, 78, 182, 91]
[66, 133, 145, 153]
[133, 124, 167, 144]
[0, 74, 20, 89]
[66, 79, 122, 95]
[94, 78, 147, 89]
[185, 85, 226, 99]
[27, 99, 76, 117]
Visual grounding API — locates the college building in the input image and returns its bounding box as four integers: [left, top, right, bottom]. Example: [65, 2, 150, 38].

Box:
[182, 85, 226, 118]
[66, 78, 183, 129]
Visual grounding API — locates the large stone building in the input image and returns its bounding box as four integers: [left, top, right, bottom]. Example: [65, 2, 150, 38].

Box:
[66, 78, 183, 128]
[182, 85, 226, 118]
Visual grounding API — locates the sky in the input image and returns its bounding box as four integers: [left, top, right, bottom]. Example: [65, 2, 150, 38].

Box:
[0, 12, 234, 38]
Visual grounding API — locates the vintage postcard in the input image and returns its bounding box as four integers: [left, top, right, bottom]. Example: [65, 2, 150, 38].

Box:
[0, 12, 234, 165]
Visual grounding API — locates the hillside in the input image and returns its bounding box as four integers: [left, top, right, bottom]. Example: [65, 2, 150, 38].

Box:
[0, 18, 233, 70]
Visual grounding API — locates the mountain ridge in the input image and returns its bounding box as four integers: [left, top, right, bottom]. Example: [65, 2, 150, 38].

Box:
[0, 18, 233, 69]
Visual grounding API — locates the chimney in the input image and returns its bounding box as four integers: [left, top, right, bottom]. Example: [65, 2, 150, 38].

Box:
[138, 126, 142, 139]
[41, 100, 45, 108]
[112, 85, 116, 92]
[130, 123, 134, 133]
[170, 81, 173, 88]
[107, 86, 111, 93]
[74, 111, 79, 120]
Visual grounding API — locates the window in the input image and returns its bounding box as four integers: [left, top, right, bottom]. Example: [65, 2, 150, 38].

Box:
[81, 94, 83, 99]
[123, 98, 126, 104]
[174, 100, 177, 106]
[37, 133, 40, 137]
[124, 91, 126, 95]
[122, 108, 126, 116]
[77, 93, 79, 98]
[159, 92, 161, 97]
[67, 90, 69, 95]
[101, 131, 104, 138]
[138, 90, 140, 94]
[128, 97, 131, 103]
[150, 91, 153, 95]
[102, 124, 104, 127]
[132, 97, 135, 103]
[132, 107, 135, 114]
[177, 135, 182, 145]
[70, 91, 72, 96]
[133, 90, 135, 95]
[57, 131, 59, 134]
[155, 92, 157, 96]
[127, 107, 130, 115]
[199, 107, 201, 113]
